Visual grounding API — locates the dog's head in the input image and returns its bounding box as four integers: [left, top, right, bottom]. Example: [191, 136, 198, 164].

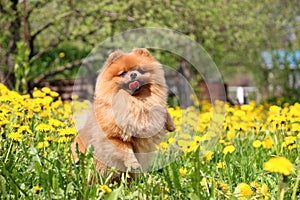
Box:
[95, 48, 167, 99]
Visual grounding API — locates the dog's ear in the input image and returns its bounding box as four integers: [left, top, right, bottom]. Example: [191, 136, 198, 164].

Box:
[98, 50, 124, 73]
[106, 50, 124, 65]
[132, 48, 153, 57]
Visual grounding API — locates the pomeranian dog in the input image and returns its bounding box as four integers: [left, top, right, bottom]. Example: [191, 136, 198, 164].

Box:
[71, 48, 175, 176]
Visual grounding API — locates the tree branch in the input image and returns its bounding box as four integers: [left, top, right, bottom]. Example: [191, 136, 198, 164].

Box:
[31, 22, 54, 40]
[31, 54, 101, 85]
[72, 28, 98, 42]
[32, 60, 82, 85]
[30, 39, 61, 61]
[26, 1, 49, 20]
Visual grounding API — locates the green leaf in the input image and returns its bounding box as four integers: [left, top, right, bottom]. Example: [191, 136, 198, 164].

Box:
[105, 185, 123, 200]
[188, 193, 200, 200]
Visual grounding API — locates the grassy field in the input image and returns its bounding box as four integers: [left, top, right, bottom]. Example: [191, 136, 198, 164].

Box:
[0, 83, 299, 200]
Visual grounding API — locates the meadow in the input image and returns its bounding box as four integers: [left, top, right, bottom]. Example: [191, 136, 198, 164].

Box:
[0, 83, 299, 200]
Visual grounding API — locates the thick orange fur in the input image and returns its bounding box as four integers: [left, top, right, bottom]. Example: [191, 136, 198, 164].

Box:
[71, 48, 175, 176]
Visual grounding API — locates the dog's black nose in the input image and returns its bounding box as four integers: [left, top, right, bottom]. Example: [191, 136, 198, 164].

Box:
[130, 72, 137, 80]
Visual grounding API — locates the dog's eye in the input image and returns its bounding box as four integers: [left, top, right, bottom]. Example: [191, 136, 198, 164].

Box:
[119, 71, 127, 77]
[137, 69, 144, 74]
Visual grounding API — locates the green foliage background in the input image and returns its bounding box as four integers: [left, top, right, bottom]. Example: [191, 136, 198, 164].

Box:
[0, 0, 300, 98]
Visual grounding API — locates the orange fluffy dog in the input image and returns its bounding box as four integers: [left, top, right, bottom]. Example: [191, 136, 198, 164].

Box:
[71, 48, 175, 176]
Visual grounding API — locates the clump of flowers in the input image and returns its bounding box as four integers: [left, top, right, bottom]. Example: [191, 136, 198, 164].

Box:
[1, 83, 300, 199]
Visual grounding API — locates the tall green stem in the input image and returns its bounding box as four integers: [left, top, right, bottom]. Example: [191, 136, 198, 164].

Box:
[4, 140, 13, 164]
[291, 170, 300, 200]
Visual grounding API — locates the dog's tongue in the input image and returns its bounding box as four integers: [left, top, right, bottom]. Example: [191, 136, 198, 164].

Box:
[129, 81, 140, 90]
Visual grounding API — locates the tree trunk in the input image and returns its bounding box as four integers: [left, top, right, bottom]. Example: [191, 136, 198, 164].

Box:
[3, 0, 21, 87]
[178, 60, 193, 108]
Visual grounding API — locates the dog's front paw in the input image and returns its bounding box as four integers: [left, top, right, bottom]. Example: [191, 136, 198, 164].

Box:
[124, 160, 141, 170]
[131, 161, 141, 170]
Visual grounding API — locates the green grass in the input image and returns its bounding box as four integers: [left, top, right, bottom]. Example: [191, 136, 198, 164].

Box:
[1, 133, 298, 199]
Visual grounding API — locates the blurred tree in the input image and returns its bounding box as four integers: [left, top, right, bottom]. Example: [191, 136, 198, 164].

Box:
[0, 0, 299, 99]
[0, 0, 143, 92]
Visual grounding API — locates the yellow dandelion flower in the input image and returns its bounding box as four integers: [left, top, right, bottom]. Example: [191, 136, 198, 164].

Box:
[37, 141, 50, 149]
[51, 99, 63, 108]
[0, 95, 11, 102]
[282, 136, 296, 148]
[227, 130, 235, 140]
[0, 118, 9, 126]
[40, 96, 53, 106]
[204, 151, 214, 161]
[41, 87, 51, 94]
[188, 141, 199, 152]
[36, 124, 55, 132]
[9, 91, 22, 100]
[32, 89, 45, 98]
[291, 123, 300, 132]
[159, 141, 169, 149]
[8, 132, 23, 141]
[252, 140, 262, 148]
[0, 83, 9, 94]
[167, 137, 175, 145]
[40, 110, 50, 118]
[32, 104, 41, 113]
[217, 181, 229, 191]
[179, 167, 187, 176]
[59, 52, 65, 58]
[219, 139, 225, 144]
[11, 124, 20, 128]
[269, 105, 281, 115]
[18, 125, 33, 134]
[200, 177, 211, 190]
[217, 162, 226, 169]
[257, 183, 270, 199]
[264, 157, 294, 176]
[50, 91, 59, 98]
[287, 143, 297, 150]
[14, 111, 24, 117]
[241, 104, 254, 112]
[58, 127, 76, 135]
[0, 104, 10, 113]
[250, 181, 260, 192]
[234, 110, 246, 118]
[223, 145, 235, 155]
[194, 135, 206, 143]
[49, 119, 65, 127]
[33, 185, 43, 191]
[98, 184, 112, 193]
[44, 136, 55, 141]
[22, 94, 30, 99]
[262, 137, 273, 149]
[234, 183, 253, 198]
[57, 136, 72, 143]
